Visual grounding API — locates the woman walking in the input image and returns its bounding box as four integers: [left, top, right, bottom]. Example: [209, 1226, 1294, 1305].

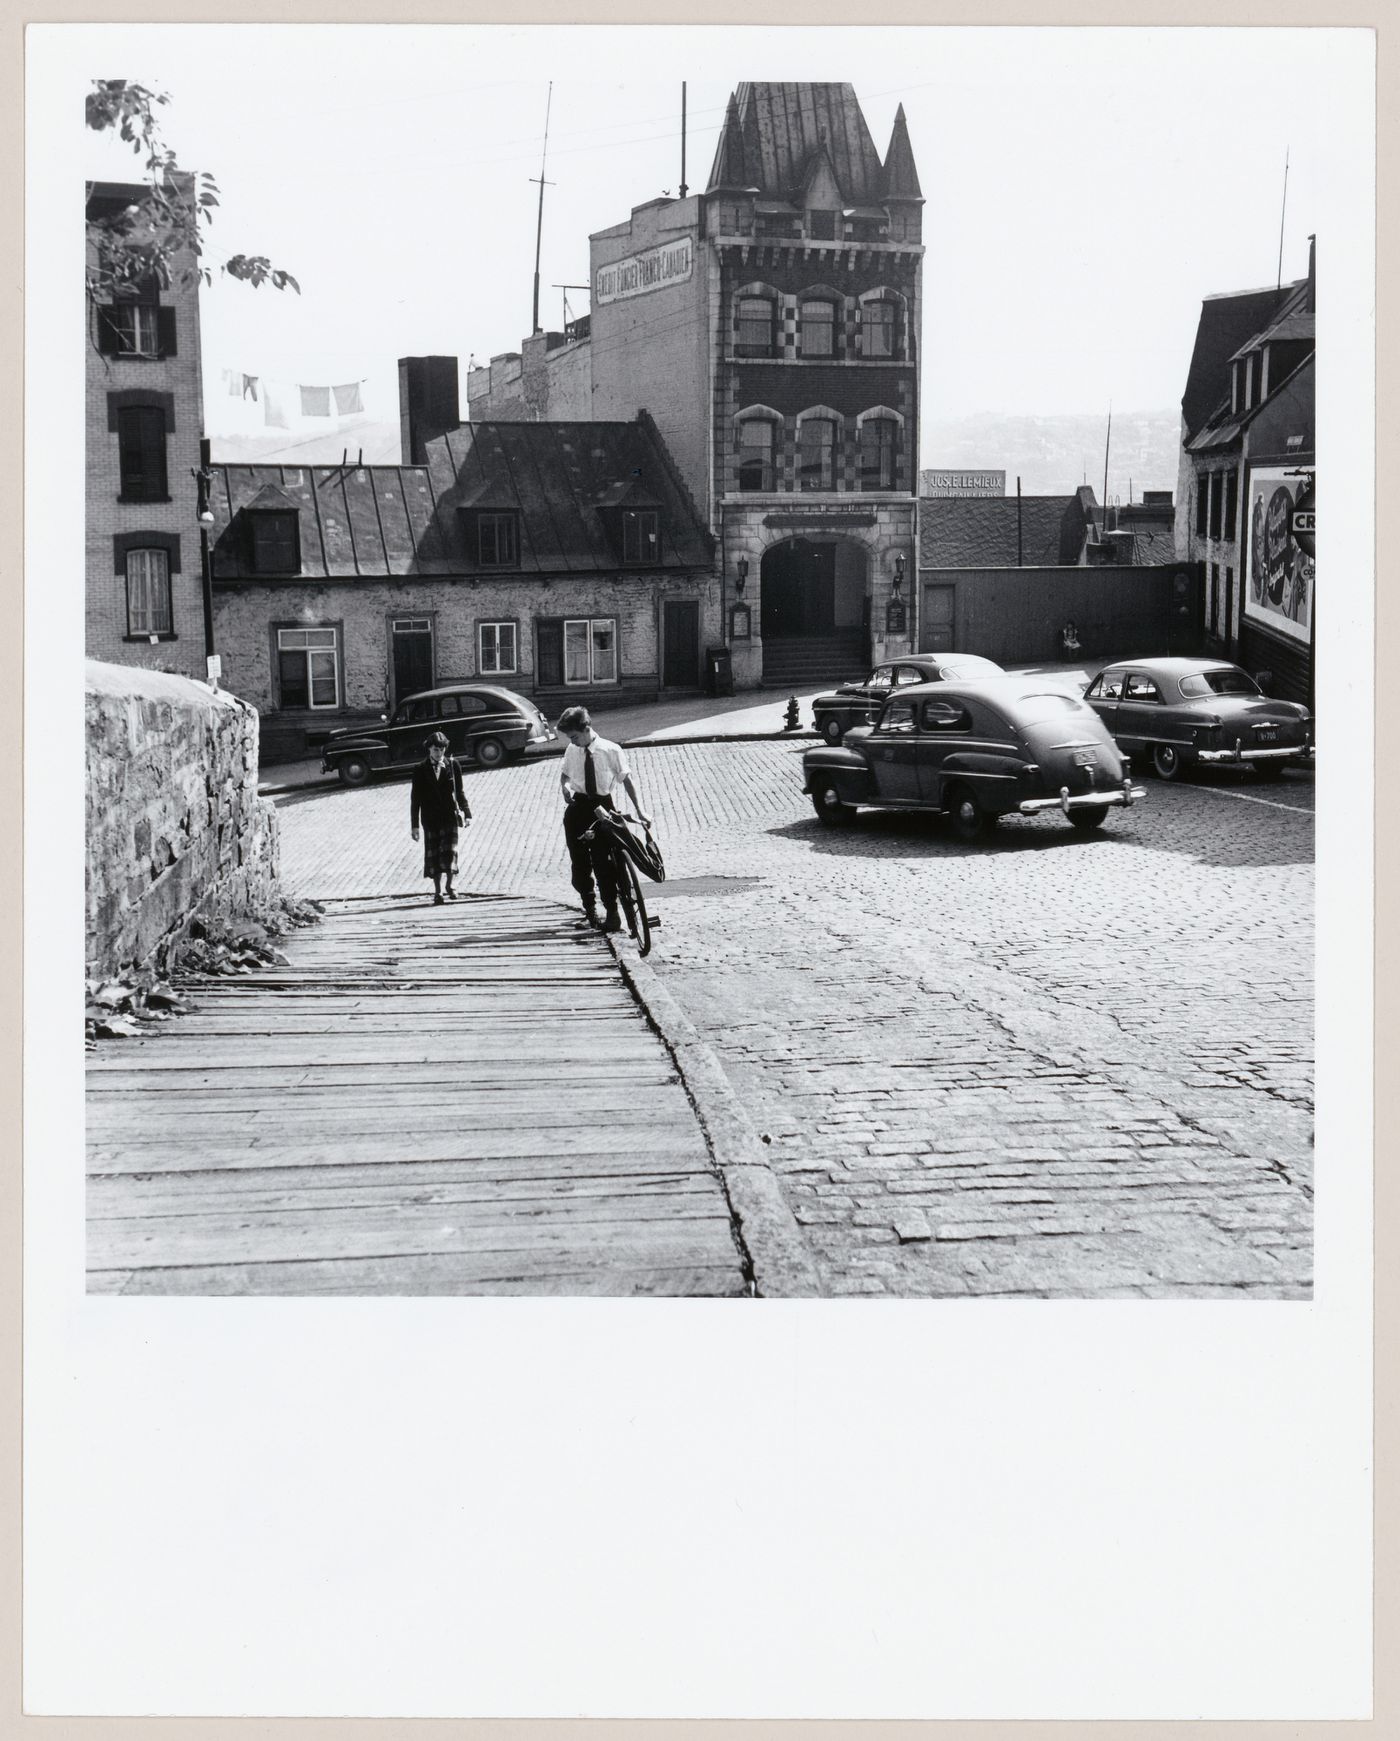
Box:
[410, 732, 471, 904]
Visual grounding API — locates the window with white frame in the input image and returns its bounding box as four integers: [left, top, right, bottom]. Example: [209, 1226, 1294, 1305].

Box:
[479, 620, 518, 675]
[125, 547, 173, 636]
[276, 626, 339, 710]
[564, 618, 617, 685]
[111, 303, 161, 356]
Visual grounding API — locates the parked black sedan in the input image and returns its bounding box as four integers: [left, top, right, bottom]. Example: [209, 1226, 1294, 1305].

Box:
[321, 684, 556, 785]
[1082, 658, 1313, 780]
[812, 652, 1005, 744]
[803, 680, 1145, 841]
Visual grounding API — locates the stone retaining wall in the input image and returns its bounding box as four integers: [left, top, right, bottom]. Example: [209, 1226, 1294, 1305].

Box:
[86, 659, 280, 980]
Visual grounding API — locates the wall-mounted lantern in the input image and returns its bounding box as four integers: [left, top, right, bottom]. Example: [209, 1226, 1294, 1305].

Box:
[735, 556, 749, 596]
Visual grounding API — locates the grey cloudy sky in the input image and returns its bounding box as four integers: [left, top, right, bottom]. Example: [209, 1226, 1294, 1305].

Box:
[71, 24, 1371, 460]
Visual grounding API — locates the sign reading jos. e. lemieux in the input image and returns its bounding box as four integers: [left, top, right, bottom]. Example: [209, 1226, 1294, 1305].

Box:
[920, 469, 1007, 497]
[594, 237, 694, 305]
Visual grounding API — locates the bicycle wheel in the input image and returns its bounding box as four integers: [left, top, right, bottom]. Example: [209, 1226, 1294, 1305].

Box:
[616, 850, 651, 957]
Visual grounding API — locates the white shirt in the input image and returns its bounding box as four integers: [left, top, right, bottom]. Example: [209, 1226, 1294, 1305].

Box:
[562, 733, 630, 800]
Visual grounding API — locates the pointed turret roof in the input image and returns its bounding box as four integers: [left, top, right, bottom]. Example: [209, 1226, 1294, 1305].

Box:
[705, 83, 885, 204]
[707, 92, 755, 191]
[882, 104, 922, 201]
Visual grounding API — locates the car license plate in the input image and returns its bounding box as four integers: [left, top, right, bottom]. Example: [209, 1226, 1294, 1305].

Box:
[1073, 749, 1097, 766]
[1255, 729, 1279, 743]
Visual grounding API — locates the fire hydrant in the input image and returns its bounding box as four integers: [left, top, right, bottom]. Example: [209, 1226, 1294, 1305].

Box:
[783, 696, 801, 731]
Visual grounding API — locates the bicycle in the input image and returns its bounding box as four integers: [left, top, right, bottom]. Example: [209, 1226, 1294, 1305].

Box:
[579, 807, 658, 957]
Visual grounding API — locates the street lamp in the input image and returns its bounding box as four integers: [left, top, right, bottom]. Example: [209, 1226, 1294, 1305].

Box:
[892, 551, 905, 598]
[735, 556, 748, 596]
[191, 438, 219, 685]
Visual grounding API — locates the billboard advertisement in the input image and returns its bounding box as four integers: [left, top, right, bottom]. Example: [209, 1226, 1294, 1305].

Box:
[1244, 465, 1314, 647]
[594, 238, 693, 305]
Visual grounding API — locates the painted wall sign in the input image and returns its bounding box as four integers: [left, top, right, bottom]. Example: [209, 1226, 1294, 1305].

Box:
[594, 238, 694, 305]
[920, 469, 1006, 497]
[1245, 466, 1314, 647]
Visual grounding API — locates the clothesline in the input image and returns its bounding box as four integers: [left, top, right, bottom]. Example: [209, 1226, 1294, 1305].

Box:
[218, 369, 368, 429]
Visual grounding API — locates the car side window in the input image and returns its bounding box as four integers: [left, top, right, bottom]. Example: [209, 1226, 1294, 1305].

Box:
[921, 700, 972, 733]
[893, 666, 922, 686]
[437, 695, 460, 717]
[405, 698, 435, 723]
[1087, 671, 1124, 699]
[877, 700, 918, 734]
[457, 695, 489, 716]
[868, 666, 894, 688]
[1123, 674, 1161, 702]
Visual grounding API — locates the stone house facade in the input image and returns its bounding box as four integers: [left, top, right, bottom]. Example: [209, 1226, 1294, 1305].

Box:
[208, 415, 716, 762]
[1177, 241, 1315, 704]
[85, 179, 207, 679]
[467, 82, 924, 690]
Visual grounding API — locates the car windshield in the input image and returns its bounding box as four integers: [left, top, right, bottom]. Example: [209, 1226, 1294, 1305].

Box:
[1179, 670, 1262, 697]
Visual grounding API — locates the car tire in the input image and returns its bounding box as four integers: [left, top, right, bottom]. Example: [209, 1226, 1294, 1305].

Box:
[821, 716, 844, 746]
[338, 756, 372, 787]
[1251, 761, 1286, 782]
[948, 785, 992, 842]
[474, 736, 506, 768]
[1152, 744, 1185, 780]
[811, 783, 856, 826]
[1068, 805, 1110, 831]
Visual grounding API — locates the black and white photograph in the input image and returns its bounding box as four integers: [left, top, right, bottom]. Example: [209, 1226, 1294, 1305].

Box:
[23, 15, 1375, 1723]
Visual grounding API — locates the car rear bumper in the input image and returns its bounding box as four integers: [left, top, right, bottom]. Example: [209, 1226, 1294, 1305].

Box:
[1196, 743, 1313, 763]
[1019, 782, 1147, 815]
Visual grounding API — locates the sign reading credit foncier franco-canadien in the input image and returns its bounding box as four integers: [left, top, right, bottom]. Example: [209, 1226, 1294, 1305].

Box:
[594, 238, 694, 306]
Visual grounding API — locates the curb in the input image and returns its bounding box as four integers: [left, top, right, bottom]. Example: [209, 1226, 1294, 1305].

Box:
[625, 731, 817, 749]
[607, 943, 823, 1299]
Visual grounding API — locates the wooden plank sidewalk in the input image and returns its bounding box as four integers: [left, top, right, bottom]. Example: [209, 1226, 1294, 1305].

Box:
[87, 894, 750, 1296]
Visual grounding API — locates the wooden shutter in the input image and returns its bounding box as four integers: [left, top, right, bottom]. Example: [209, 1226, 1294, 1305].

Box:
[537, 620, 564, 688]
[157, 307, 177, 357]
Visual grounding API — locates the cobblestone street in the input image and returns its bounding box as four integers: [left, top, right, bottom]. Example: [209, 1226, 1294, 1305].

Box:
[276, 741, 1314, 1297]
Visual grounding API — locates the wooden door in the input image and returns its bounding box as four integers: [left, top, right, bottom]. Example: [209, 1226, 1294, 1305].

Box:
[391, 617, 434, 703]
[920, 584, 956, 653]
[662, 600, 701, 688]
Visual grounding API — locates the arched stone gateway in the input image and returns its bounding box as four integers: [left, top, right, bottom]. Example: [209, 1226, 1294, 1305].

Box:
[759, 535, 869, 685]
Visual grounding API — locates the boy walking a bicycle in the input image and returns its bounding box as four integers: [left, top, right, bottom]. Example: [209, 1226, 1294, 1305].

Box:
[557, 706, 651, 932]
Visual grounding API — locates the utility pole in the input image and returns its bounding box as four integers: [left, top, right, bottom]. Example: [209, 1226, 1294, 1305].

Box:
[1101, 404, 1112, 531]
[679, 82, 689, 198]
[1276, 146, 1290, 290]
[530, 82, 554, 335]
[192, 436, 218, 687]
[1016, 476, 1023, 566]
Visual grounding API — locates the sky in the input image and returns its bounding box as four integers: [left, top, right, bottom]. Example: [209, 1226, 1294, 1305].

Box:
[72, 24, 1372, 477]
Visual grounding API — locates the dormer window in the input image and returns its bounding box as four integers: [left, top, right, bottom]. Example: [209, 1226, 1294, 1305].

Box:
[249, 510, 300, 575]
[477, 511, 519, 568]
[808, 210, 836, 241]
[622, 509, 660, 565]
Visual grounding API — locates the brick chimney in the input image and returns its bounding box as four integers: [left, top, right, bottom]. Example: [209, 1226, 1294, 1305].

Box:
[398, 356, 461, 464]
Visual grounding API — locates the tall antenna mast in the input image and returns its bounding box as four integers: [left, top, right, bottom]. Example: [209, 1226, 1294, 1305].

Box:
[1276, 145, 1290, 290]
[531, 81, 555, 335]
[1102, 403, 1112, 527]
[679, 82, 689, 199]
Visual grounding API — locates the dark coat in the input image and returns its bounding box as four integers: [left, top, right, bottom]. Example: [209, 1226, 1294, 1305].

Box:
[410, 757, 470, 830]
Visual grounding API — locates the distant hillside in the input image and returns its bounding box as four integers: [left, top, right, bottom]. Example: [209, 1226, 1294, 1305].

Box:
[207, 416, 402, 468]
[921, 410, 1181, 502]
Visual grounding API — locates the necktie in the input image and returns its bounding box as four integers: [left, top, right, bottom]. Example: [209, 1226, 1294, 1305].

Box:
[584, 745, 598, 797]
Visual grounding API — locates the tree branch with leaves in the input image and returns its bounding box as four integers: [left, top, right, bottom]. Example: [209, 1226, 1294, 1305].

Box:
[85, 79, 301, 310]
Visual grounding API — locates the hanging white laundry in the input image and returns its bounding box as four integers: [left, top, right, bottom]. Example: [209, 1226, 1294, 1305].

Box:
[242, 374, 259, 402]
[300, 385, 331, 417]
[222, 367, 241, 397]
[263, 381, 295, 429]
[333, 381, 364, 416]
